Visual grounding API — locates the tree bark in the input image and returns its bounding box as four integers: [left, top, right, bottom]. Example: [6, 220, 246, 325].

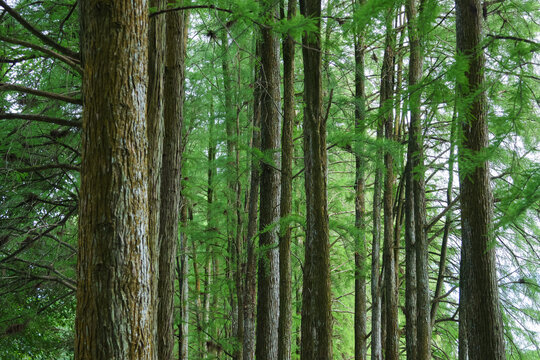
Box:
[158, 5, 187, 360]
[255, 2, 281, 359]
[380, 9, 399, 360]
[405, 0, 431, 358]
[299, 0, 333, 358]
[354, 1, 367, 358]
[76, 1, 153, 359]
[147, 0, 166, 357]
[243, 37, 261, 360]
[456, 0, 506, 359]
[278, 1, 296, 360]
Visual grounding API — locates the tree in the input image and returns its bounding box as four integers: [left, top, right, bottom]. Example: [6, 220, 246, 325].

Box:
[255, 2, 281, 359]
[456, 0, 506, 359]
[75, 1, 153, 359]
[300, 0, 333, 358]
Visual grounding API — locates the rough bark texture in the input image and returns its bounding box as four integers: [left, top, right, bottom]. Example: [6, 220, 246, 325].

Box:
[354, 3, 367, 358]
[381, 10, 399, 360]
[300, 0, 333, 358]
[255, 3, 281, 358]
[243, 38, 261, 360]
[405, 0, 431, 358]
[404, 157, 417, 360]
[371, 125, 383, 360]
[278, 1, 296, 360]
[178, 202, 189, 360]
[158, 6, 187, 360]
[76, 1, 152, 359]
[147, 0, 165, 356]
[456, 0, 506, 359]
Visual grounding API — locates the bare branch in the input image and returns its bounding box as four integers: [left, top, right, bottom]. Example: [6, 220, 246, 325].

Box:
[0, 83, 82, 105]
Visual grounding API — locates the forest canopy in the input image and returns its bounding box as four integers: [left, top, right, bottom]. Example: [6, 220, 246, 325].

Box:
[0, 0, 539, 359]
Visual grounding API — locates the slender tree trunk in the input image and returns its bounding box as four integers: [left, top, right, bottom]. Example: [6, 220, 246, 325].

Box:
[404, 155, 417, 360]
[380, 8, 399, 360]
[371, 119, 383, 360]
[255, 2, 281, 358]
[178, 201, 189, 360]
[278, 2, 296, 360]
[158, 6, 187, 359]
[405, 0, 431, 358]
[147, 1, 165, 357]
[456, 0, 506, 359]
[243, 38, 261, 360]
[76, 1, 153, 359]
[299, 0, 333, 359]
[354, 1, 367, 358]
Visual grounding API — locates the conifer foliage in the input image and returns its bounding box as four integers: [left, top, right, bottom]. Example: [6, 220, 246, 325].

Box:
[0, 0, 538, 359]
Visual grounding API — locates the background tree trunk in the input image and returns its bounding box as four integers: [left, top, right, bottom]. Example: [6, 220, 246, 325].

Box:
[456, 0, 506, 359]
[255, 2, 281, 358]
[354, 1, 367, 357]
[380, 8, 399, 360]
[299, 0, 333, 358]
[158, 6, 188, 360]
[278, 1, 296, 360]
[147, 1, 165, 357]
[76, 1, 153, 359]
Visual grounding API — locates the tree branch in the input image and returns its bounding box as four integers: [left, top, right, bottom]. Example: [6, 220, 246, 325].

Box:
[16, 164, 80, 173]
[0, 35, 82, 73]
[150, 4, 232, 18]
[0, 113, 81, 128]
[0, 0, 79, 60]
[0, 83, 82, 105]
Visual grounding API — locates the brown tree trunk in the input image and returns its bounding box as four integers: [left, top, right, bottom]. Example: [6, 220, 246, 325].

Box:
[354, 1, 367, 358]
[178, 201, 189, 360]
[278, 1, 296, 360]
[404, 156, 417, 360]
[381, 8, 399, 360]
[405, 0, 431, 358]
[255, 2, 281, 358]
[147, 1, 165, 357]
[243, 38, 262, 360]
[158, 6, 188, 360]
[299, 0, 333, 359]
[371, 115, 383, 360]
[456, 0, 506, 359]
[75, 1, 153, 359]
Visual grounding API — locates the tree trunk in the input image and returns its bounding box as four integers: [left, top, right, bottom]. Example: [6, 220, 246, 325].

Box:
[255, 3, 281, 358]
[299, 0, 333, 359]
[147, 1, 165, 356]
[405, 0, 431, 358]
[278, 1, 296, 360]
[76, 1, 153, 359]
[243, 38, 261, 360]
[158, 6, 187, 360]
[456, 0, 506, 359]
[404, 156, 417, 360]
[354, 1, 367, 358]
[381, 8, 399, 360]
[178, 201, 189, 360]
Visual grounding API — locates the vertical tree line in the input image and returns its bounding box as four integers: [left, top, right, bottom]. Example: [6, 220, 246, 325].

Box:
[1, 0, 538, 359]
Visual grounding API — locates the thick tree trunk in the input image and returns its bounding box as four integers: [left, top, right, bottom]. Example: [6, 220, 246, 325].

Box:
[405, 0, 431, 358]
[158, 6, 187, 360]
[278, 1, 296, 360]
[255, 3, 281, 358]
[299, 0, 333, 359]
[354, 2, 367, 358]
[380, 9, 399, 360]
[456, 0, 506, 359]
[76, 1, 153, 359]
